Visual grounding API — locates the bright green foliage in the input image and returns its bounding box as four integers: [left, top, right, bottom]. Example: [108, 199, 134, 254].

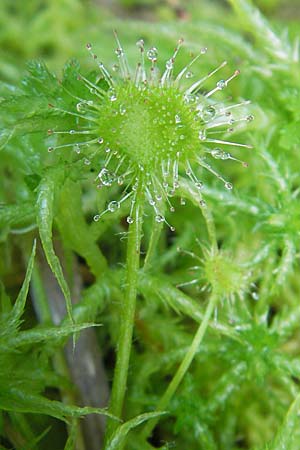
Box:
[1, 0, 300, 449]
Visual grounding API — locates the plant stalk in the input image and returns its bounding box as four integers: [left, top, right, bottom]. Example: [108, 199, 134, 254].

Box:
[141, 291, 219, 441]
[105, 192, 144, 444]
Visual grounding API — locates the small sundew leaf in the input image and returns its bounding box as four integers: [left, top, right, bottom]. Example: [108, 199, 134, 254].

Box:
[36, 171, 74, 322]
[106, 412, 167, 450]
[11, 240, 36, 321]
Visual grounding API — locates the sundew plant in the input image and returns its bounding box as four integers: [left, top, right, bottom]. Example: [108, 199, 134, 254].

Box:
[1, 0, 300, 449]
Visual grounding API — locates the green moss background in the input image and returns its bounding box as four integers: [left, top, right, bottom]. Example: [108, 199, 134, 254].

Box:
[1, 1, 300, 449]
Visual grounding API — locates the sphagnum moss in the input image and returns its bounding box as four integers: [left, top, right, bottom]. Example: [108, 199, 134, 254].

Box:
[46, 33, 254, 445]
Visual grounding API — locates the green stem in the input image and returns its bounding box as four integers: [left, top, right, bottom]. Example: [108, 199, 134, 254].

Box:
[105, 192, 144, 444]
[143, 217, 163, 271]
[141, 291, 219, 441]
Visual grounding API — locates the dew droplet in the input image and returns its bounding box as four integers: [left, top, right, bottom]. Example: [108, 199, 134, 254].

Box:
[110, 94, 117, 102]
[98, 137, 104, 144]
[199, 130, 207, 141]
[74, 144, 81, 154]
[199, 199, 207, 207]
[195, 181, 203, 190]
[170, 226, 176, 232]
[98, 168, 116, 186]
[84, 158, 91, 165]
[86, 43, 92, 50]
[136, 39, 144, 49]
[200, 47, 207, 54]
[117, 176, 124, 186]
[108, 201, 120, 212]
[225, 181, 233, 190]
[246, 114, 254, 122]
[115, 48, 124, 57]
[47, 129, 53, 135]
[185, 71, 194, 79]
[93, 214, 100, 222]
[48, 146, 54, 152]
[147, 47, 158, 61]
[180, 198, 186, 206]
[76, 102, 86, 113]
[155, 214, 165, 223]
[251, 291, 259, 301]
[69, 129, 76, 134]
[175, 114, 181, 124]
[202, 105, 216, 122]
[211, 148, 230, 160]
[217, 79, 226, 90]
[166, 59, 173, 70]
[112, 64, 119, 72]
[119, 104, 126, 115]
[127, 216, 134, 224]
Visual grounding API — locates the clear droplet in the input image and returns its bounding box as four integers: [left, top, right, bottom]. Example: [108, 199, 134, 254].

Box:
[74, 144, 81, 154]
[127, 216, 134, 224]
[136, 39, 144, 49]
[98, 168, 116, 186]
[202, 105, 216, 122]
[117, 176, 124, 186]
[170, 226, 176, 232]
[199, 130, 207, 141]
[251, 291, 259, 301]
[217, 79, 226, 89]
[180, 198, 186, 206]
[84, 158, 91, 165]
[225, 181, 233, 190]
[211, 148, 230, 160]
[185, 71, 194, 79]
[175, 114, 181, 124]
[98, 137, 104, 144]
[147, 47, 158, 61]
[93, 214, 100, 222]
[155, 214, 165, 223]
[112, 64, 119, 72]
[246, 114, 254, 122]
[119, 105, 126, 115]
[200, 47, 207, 54]
[86, 43, 92, 50]
[77, 102, 87, 113]
[69, 129, 76, 134]
[166, 59, 173, 70]
[48, 146, 54, 152]
[199, 199, 207, 207]
[110, 94, 117, 102]
[195, 181, 203, 190]
[108, 201, 120, 212]
[115, 48, 124, 57]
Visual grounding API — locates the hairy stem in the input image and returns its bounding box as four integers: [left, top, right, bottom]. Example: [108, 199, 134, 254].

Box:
[141, 291, 219, 441]
[105, 191, 144, 444]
